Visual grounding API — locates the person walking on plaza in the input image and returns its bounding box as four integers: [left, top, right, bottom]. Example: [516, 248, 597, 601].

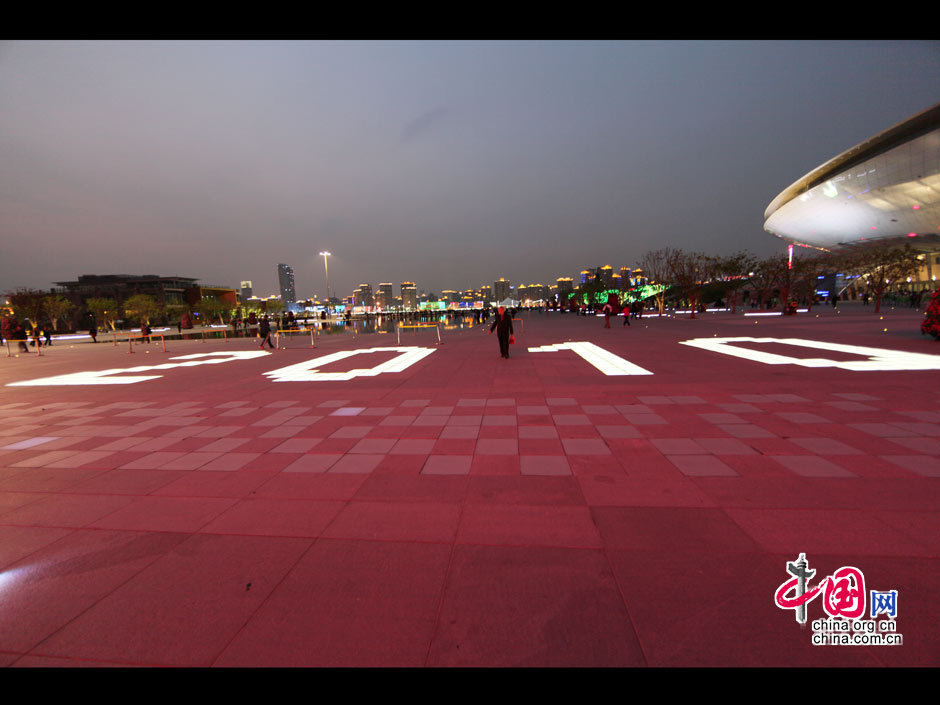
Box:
[12, 322, 29, 353]
[89, 321, 98, 343]
[623, 302, 631, 326]
[489, 305, 514, 359]
[258, 316, 275, 349]
[602, 301, 612, 328]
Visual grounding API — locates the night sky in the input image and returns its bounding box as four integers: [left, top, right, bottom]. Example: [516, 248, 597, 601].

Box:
[2, 40, 939, 299]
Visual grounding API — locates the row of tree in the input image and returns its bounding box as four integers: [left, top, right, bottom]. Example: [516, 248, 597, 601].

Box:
[3, 291, 287, 333]
[633, 242, 924, 317]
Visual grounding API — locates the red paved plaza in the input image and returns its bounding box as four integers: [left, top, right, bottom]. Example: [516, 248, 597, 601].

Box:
[1, 307, 937, 667]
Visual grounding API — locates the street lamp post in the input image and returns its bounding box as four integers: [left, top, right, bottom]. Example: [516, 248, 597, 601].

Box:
[319, 251, 331, 307]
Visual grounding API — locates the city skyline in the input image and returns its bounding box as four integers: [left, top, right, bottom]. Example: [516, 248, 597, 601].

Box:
[2, 41, 939, 296]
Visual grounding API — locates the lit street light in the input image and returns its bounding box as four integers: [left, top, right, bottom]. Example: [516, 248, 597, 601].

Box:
[319, 251, 331, 305]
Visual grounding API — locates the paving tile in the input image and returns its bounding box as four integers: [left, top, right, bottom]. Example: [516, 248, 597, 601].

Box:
[0, 494, 135, 528]
[348, 438, 396, 454]
[879, 455, 940, 477]
[577, 473, 715, 508]
[89, 496, 238, 533]
[772, 455, 858, 477]
[561, 438, 611, 456]
[698, 413, 748, 424]
[466, 476, 585, 506]
[427, 545, 645, 666]
[458, 504, 600, 547]
[196, 452, 262, 472]
[517, 405, 550, 415]
[520, 455, 571, 476]
[215, 539, 451, 666]
[553, 414, 591, 426]
[474, 438, 518, 455]
[200, 498, 344, 537]
[887, 437, 940, 455]
[438, 425, 479, 440]
[270, 438, 322, 453]
[725, 508, 933, 556]
[666, 455, 738, 476]
[422, 455, 472, 475]
[281, 454, 342, 474]
[469, 455, 520, 476]
[717, 424, 774, 439]
[446, 415, 482, 426]
[607, 549, 875, 667]
[0, 525, 75, 571]
[328, 454, 384, 474]
[329, 426, 372, 439]
[150, 470, 272, 498]
[789, 438, 862, 455]
[596, 425, 642, 439]
[775, 411, 832, 424]
[198, 437, 251, 453]
[0, 529, 188, 654]
[34, 534, 311, 666]
[622, 414, 667, 425]
[592, 506, 762, 552]
[650, 438, 708, 455]
[389, 438, 436, 455]
[692, 437, 758, 455]
[322, 501, 460, 542]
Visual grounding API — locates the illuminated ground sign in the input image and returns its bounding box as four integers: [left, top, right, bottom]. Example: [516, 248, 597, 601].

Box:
[679, 337, 940, 372]
[527, 341, 653, 375]
[6, 351, 272, 386]
[263, 346, 436, 382]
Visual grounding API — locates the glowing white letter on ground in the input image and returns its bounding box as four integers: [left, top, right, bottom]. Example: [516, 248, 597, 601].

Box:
[527, 341, 653, 375]
[6, 351, 272, 386]
[678, 337, 940, 372]
[263, 346, 436, 382]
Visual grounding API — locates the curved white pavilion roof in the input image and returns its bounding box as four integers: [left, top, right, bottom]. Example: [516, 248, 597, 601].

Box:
[764, 102, 940, 251]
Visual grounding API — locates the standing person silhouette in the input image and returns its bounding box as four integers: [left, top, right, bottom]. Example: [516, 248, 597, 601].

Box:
[258, 316, 275, 349]
[489, 305, 514, 359]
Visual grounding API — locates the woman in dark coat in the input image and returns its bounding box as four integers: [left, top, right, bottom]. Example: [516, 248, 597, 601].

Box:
[489, 306, 514, 359]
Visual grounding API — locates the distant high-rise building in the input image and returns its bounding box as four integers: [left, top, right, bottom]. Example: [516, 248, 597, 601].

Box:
[579, 269, 596, 285]
[599, 265, 614, 287]
[401, 281, 417, 310]
[480, 285, 493, 302]
[376, 283, 394, 309]
[354, 283, 374, 307]
[620, 267, 632, 284]
[441, 289, 459, 303]
[277, 264, 296, 303]
[556, 277, 574, 296]
[494, 278, 511, 302]
[240, 280, 253, 300]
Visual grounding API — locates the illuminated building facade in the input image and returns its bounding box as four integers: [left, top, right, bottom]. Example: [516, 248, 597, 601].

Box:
[354, 283, 374, 307]
[376, 283, 394, 309]
[401, 281, 417, 310]
[277, 264, 296, 303]
[494, 278, 511, 301]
